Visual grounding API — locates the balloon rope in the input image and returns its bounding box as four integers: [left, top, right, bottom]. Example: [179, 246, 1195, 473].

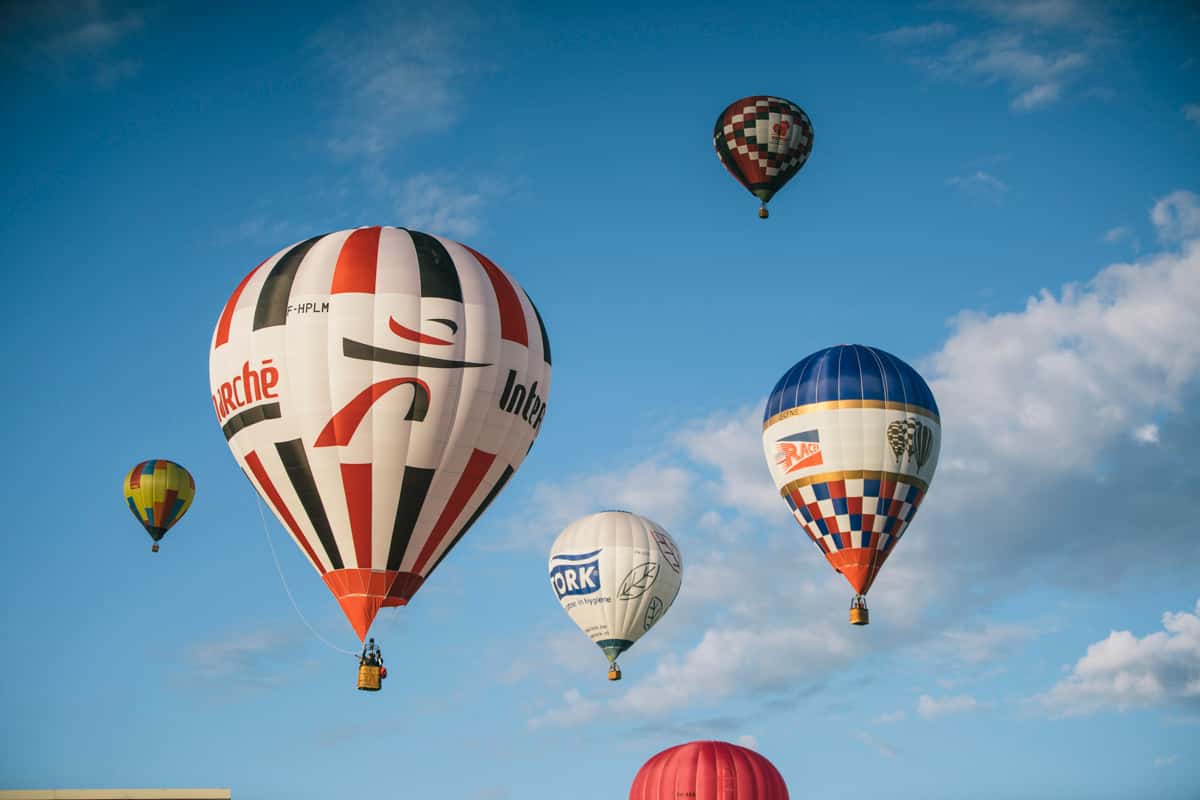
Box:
[254, 496, 360, 658]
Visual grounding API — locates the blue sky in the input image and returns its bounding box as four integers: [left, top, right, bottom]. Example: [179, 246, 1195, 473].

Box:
[2, 1, 1199, 798]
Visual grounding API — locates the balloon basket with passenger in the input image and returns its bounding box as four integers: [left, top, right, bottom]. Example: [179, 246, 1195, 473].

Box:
[849, 595, 869, 626]
[357, 638, 387, 692]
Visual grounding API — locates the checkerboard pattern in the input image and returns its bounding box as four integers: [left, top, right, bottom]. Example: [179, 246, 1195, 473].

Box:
[782, 474, 925, 555]
[714, 96, 813, 188]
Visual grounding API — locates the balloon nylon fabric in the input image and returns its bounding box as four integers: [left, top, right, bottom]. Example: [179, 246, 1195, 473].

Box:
[629, 740, 789, 800]
[549, 511, 682, 663]
[123, 460, 195, 542]
[761, 344, 940, 596]
[210, 226, 551, 641]
[713, 95, 813, 204]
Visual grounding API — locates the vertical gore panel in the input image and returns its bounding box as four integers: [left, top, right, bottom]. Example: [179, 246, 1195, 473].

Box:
[330, 227, 381, 294]
[386, 466, 435, 571]
[275, 439, 344, 569]
[462, 244, 527, 345]
[341, 462, 373, 567]
[408, 230, 462, 301]
[428, 464, 514, 573]
[524, 291, 552, 365]
[215, 258, 267, 348]
[253, 235, 323, 330]
[411, 449, 497, 574]
[243, 453, 326, 574]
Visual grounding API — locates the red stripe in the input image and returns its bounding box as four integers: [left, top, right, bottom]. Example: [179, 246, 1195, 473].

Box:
[214, 258, 268, 349]
[159, 489, 178, 526]
[314, 378, 430, 447]
[462, 244, 527, 346]
[388, 316, 452, 345]
[331, 227, 381, 294]
[410, 449, 496, 574]
[341, 462, 373, 567]
[245, 450, 326, 574]
[128, 463, 142, 490]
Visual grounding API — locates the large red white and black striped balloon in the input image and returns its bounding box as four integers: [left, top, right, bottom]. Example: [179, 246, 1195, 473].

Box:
[209, 226, 551, 641]
[630, 741, 789, 800]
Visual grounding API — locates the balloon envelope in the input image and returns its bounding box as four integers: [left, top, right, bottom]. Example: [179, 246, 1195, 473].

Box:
[713, 95, 813, 206]
[549, 511, 682, 664]
[123, 459, 195, 544]
[210, 226, 551, 641]
[630, 740, 789, 800]
[762, 344, 939, 596]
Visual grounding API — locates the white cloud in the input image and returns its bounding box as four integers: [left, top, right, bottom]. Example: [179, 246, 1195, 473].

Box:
[875, 23, 957, 45]
[1185, 105, 1200, 127]
[874, 710, 907, 724]
[737, 734, 759, 749]
[2, 1, 145, 85]
[394, 172, 509, 239]
[528, 688, 601, 729]
[1037, 599, 1200, 717]
[614, 622, 858, 717]
[918, 693, 981, 718]
[496, 458, 694, 551]
[930, 226, 1200, 476]
[855, 730, 899, 758]
[883, 1, 1111, 112]
[503, 191, 1200, 724]
[1132, 423, 1160, 444]
[929, 623, 1039, 664]
[966, 0, 1109, 31]
[1151, 190, 1200, 243]
[180, 626, 315, 694]
[1102, 226, 1134, 245]
[946, 170, 1009, 195]
[316, 9, 476, 156]
[672, 405, 781, 519]
[1154, 754, 1180, 768]
[1011, 81, 1061, 111]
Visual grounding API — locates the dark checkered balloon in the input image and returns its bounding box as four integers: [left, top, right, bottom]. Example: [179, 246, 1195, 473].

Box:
[714, 95, 813, 213]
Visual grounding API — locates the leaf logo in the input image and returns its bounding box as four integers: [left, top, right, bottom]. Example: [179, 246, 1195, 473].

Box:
[644, 596, 665, 630]
[618, 561, 660, 599]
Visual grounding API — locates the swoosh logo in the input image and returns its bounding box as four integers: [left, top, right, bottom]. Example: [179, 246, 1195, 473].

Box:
[343, 338, 491, 369]
[389, 317, 453, 346]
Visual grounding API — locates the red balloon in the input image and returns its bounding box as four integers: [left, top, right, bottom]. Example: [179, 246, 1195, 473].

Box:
[630, 741, 789, 800]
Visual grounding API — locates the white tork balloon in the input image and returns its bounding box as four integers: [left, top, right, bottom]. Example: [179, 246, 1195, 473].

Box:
[209, 226, 551, 641]
[548, 511, 682, 664]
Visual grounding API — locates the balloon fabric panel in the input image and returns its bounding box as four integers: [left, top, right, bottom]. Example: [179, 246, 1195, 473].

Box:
[714, 96, 813, 205]
[122, 460, 195, 542]
[549, 511, 683, 667]
[210, 227, 550, 641]
[762, 345, 939, 598]
[629, 740, 789, 800]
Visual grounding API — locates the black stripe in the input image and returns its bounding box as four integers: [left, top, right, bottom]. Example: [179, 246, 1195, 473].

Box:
[275, 439, 343, 569]
[253, 235, 323, 330]
[428, 465, 514, 574]
[386, 467, 435, 571]
[523, 291, 552, 365]
[222, 402, 281, 440]
[407, 230, 462, 301]
[343, 338, 491, 369]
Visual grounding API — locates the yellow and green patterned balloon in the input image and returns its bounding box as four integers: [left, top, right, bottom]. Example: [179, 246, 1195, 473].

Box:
[122, 460, 195, 552]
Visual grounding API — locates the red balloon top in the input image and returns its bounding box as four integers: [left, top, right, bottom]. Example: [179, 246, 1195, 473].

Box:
[630, 740, 789, 800]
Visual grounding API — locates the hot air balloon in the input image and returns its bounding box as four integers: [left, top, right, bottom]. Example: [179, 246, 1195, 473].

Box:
[713, 95, 813, 219]
[209, 226, 551, 684]
[549, 511, 682, 681]
[762, 344, 939, 625]
[123, 460, 195, 552]
[630, 741, 789, 800]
